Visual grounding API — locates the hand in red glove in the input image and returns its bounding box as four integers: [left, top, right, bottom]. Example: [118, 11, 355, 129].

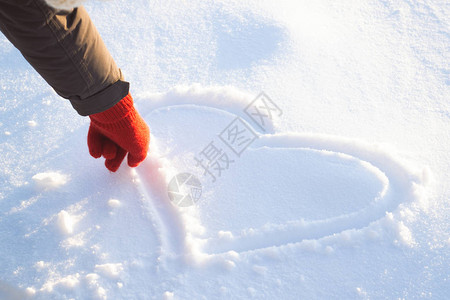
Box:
[87, 94, 150, 172]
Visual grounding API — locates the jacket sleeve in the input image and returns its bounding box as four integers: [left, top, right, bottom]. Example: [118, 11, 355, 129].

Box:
[0, 0, 129, 116]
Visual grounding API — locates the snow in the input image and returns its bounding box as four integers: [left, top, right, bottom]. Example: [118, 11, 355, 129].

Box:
[94, 263, 124, 279]
[32, 172, 69, 190]
[0, 0, 449, 299]
[57, 210, 75, 235]
[107, 199, 121, 209]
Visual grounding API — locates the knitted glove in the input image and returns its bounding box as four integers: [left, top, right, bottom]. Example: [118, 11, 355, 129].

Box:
[88, 94, 150, 172]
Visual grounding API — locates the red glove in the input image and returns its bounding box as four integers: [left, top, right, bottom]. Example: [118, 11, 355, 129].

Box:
[88, 94, 150, 172]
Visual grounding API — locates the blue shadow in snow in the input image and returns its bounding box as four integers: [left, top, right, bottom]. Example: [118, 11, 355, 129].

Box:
[214, 11, 286, 70]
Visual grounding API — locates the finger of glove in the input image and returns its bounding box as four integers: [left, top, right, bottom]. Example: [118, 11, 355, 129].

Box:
[127, 150, 148, 168]
[105, 147, 127, 172]
[102, 139, 118, 160]
[87, 126, 103, 159]
[127, 119, 150, 167]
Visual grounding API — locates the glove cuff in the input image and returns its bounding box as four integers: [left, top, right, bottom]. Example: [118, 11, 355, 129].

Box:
[89, 94, 138, 130]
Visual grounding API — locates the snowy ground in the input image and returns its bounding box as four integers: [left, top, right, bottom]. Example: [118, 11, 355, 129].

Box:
[0, 0, 449, 299]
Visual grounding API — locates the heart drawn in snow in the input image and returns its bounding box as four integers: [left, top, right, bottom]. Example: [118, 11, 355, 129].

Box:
[135, 103, 425, 258]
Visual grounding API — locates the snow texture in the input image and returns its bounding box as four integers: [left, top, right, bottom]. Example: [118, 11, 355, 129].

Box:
[0, 0, 449, 299]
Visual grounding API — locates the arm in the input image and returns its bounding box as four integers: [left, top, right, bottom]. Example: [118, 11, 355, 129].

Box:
[0, 0, 149, 171]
